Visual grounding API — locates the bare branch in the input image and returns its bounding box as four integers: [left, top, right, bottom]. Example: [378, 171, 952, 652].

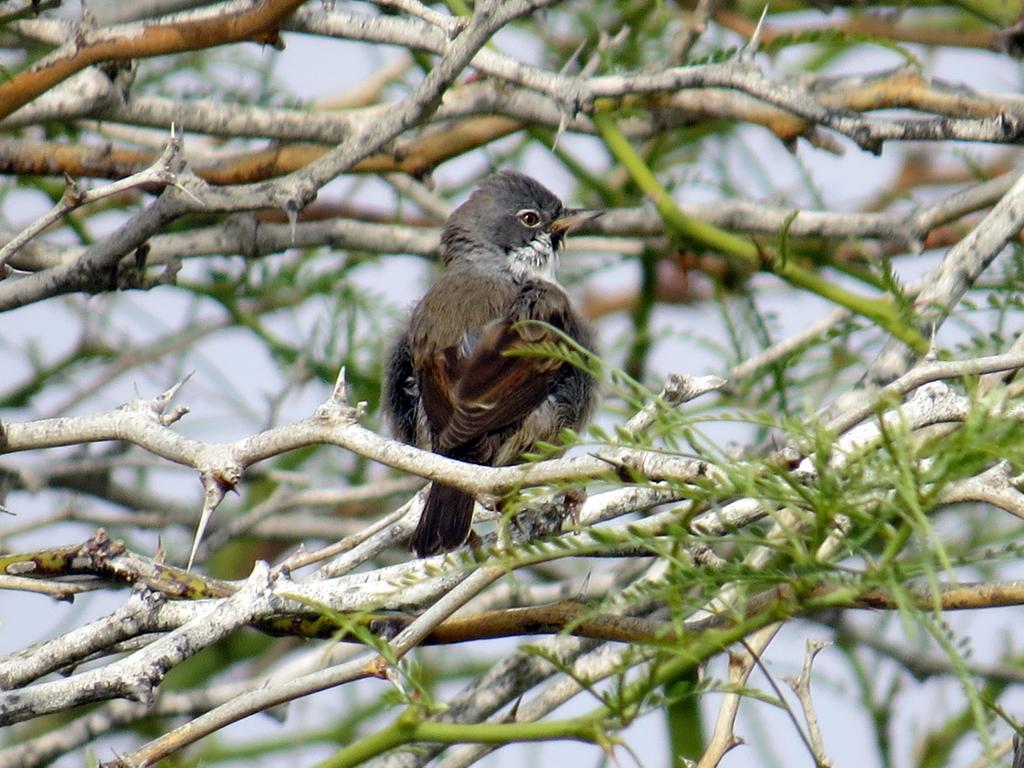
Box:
[785, 640, 833, 768]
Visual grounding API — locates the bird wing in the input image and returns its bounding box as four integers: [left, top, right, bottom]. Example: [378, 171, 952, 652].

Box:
[435, 281, 573, 455]
[417, 343, 459, 435]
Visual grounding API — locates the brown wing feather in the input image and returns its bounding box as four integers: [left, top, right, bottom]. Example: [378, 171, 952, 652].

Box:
[416, 347, 460, 435]
[436, 335, 555, 452]
[436, 282, 574, 454]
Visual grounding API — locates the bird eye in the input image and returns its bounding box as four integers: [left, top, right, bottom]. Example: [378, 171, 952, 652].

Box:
[517, 209, 542, 228]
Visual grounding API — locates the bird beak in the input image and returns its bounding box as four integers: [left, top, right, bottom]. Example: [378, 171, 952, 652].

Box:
[548, 208, 603, 237]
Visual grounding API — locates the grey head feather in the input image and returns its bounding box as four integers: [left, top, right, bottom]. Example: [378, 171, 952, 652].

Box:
[440, 170, 566, 279]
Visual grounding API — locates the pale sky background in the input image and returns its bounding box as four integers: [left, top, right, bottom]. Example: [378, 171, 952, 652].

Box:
[2, 5, 1023, 767]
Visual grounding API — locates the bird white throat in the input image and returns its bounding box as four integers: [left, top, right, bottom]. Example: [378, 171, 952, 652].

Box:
[507, 231, 558, 282]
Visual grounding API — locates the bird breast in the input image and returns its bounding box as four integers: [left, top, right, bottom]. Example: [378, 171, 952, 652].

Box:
[409, 266, 521, 355]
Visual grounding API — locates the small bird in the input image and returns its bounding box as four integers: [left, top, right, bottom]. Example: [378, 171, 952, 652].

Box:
[383, 170, 599, 557]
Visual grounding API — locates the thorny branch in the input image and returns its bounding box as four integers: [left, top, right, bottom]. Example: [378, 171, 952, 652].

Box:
[2, 347, 1024, 752]
[1, 2, 1023, 312]
[3, 1, 1024, 767]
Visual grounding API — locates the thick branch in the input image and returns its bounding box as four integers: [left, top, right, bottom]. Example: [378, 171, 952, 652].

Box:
[0, 0, 305, 120]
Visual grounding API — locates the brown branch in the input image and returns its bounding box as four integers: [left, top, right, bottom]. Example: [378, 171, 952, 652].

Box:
[15, 531, 1024, 645]
[0, 139, 154, 180]
[0, 529, 235, 600]
[716, 8, 1001, 54]
[362, 580, 1024, 647]
[815, 69, 1003, 120]
[0, 0, 307, 121]
[645, 64, 1006, 158]
[0, 116, 521, 183]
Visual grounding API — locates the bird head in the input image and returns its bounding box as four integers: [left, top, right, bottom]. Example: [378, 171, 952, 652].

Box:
[441, 170, 600, 280]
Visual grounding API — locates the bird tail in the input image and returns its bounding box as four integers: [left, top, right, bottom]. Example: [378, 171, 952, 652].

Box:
[411, 482, 475, 557]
